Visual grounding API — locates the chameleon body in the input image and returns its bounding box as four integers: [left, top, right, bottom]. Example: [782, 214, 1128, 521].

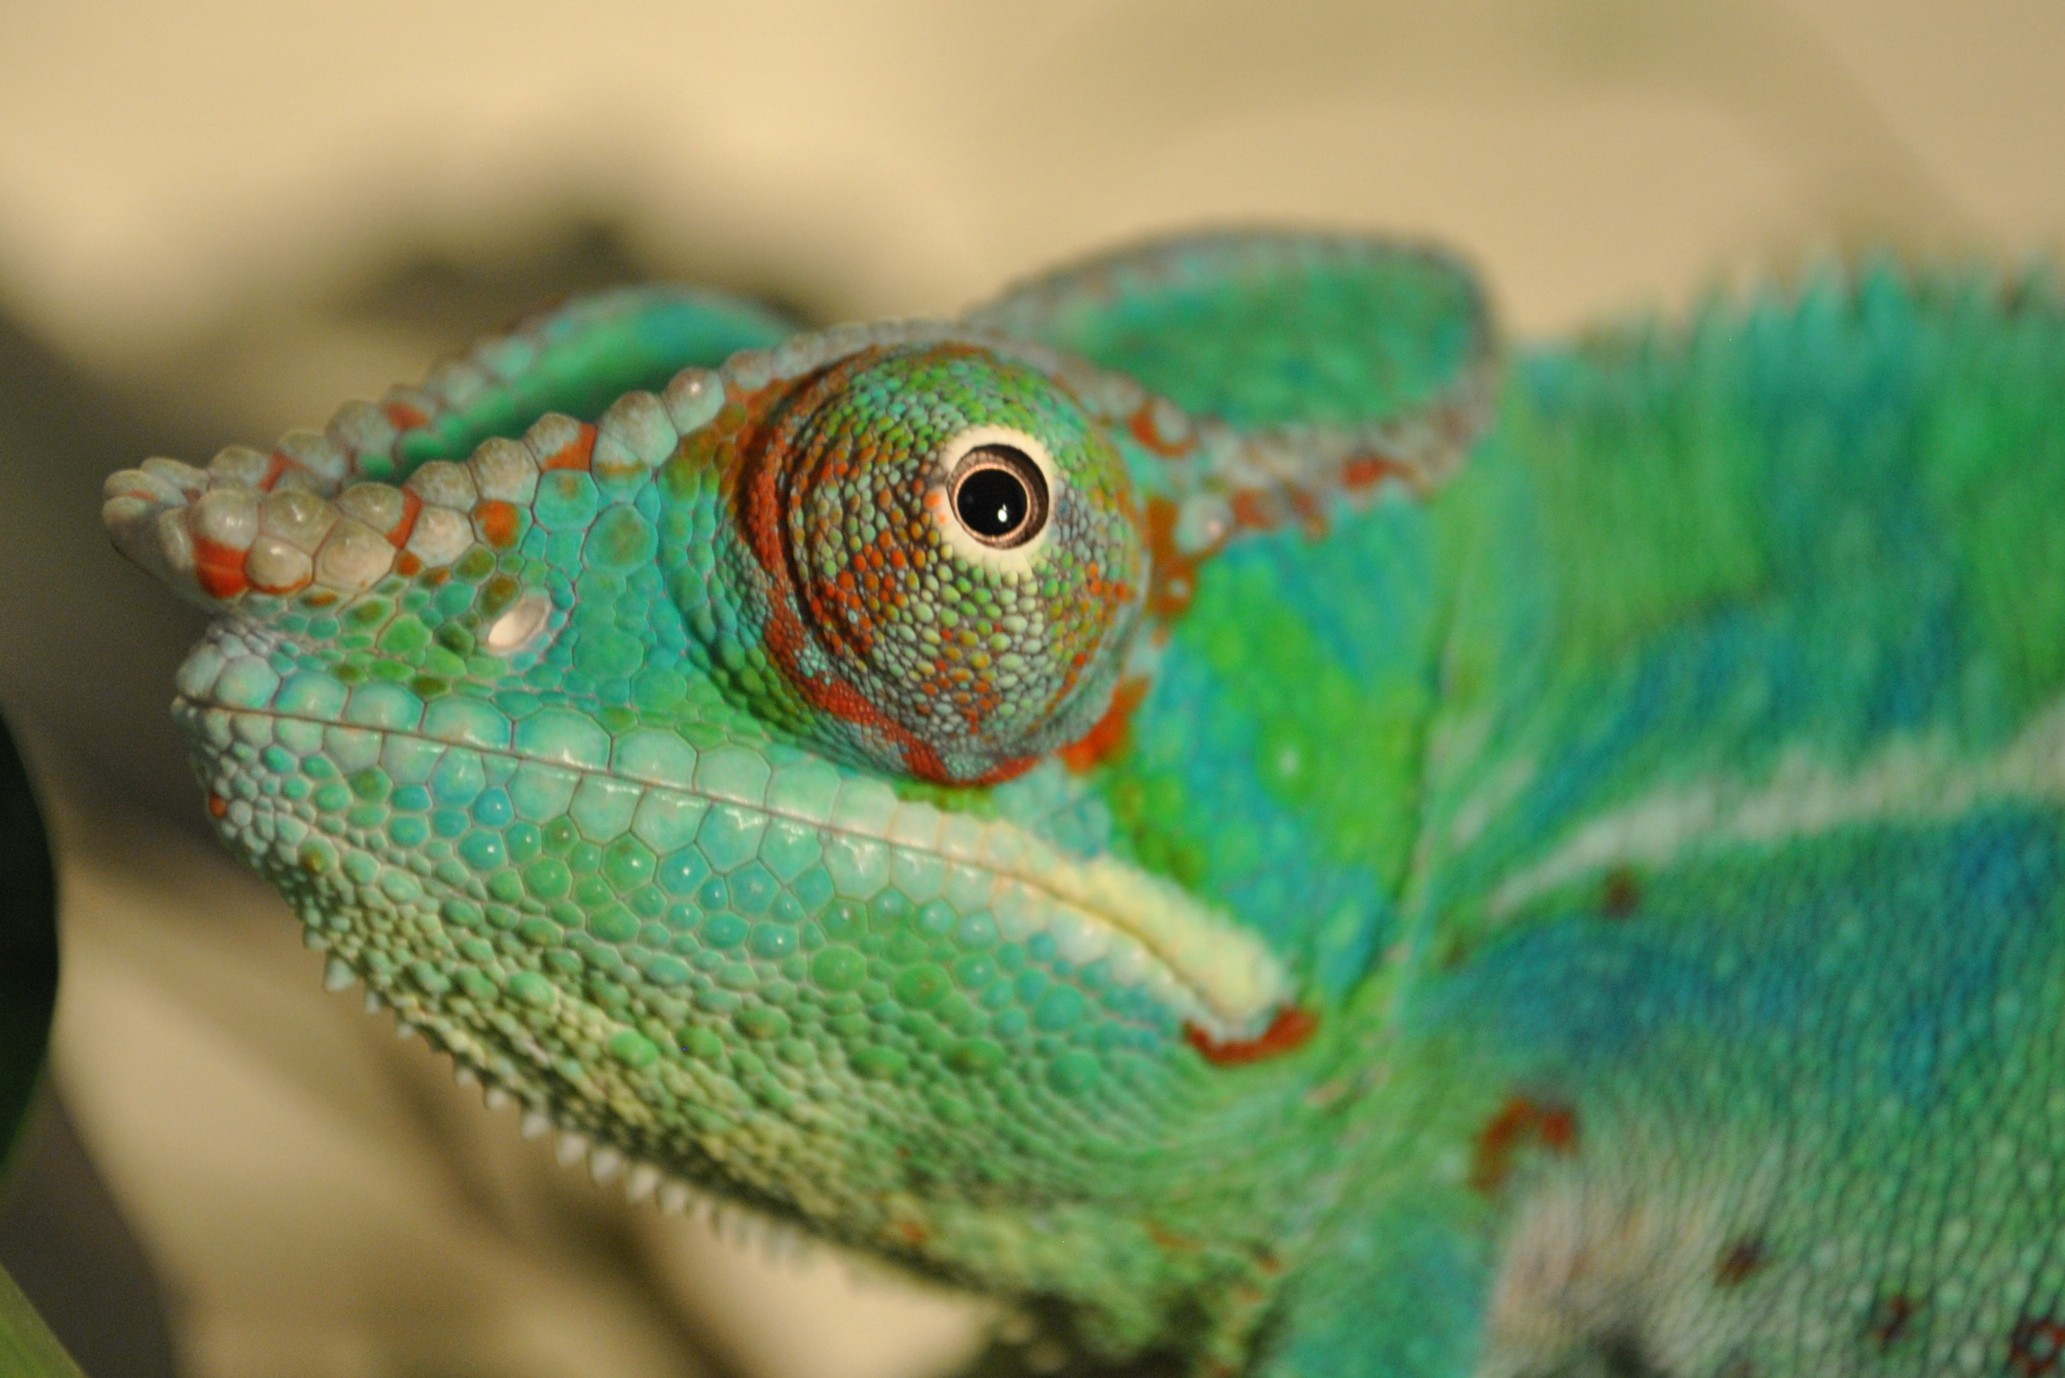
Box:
[103, 232, 2065, 1377]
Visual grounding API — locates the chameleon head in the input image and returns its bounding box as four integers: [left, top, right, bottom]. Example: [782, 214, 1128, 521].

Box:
[102, 317, 1303, 1292]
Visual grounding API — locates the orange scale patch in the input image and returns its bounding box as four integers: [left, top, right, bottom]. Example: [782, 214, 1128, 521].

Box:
[1141, 497, 1209, 622]
[1287, 489, 1329, 539]
[476, 500, 520, 548]
[1340, 452, 1408, 491]
[1229, 490, 1274, 530]
[193, 537, 251, 599]
[1468, 1096, 1580, 1195]
[385, 489, 424, 546]
[540, 424, 597, 471]
[1184, 1006, 1319, 1067]
[1127, 399, 1196, 457]
[1059, 676, 1149, 772]
[250, 564, 312, 596]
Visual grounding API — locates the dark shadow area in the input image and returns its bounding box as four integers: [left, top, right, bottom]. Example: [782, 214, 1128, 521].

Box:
[0, 1089, 181, 1378]
[0, 312, 220, 832]
[328, 214, 827, 342]
[0, 708, 57, 1161]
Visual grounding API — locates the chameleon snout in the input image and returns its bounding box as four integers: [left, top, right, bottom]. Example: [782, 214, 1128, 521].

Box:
[105, 448, 511, 615]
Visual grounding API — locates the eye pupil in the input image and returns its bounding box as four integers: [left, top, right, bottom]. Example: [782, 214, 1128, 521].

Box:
[949, 444, 1048, 549]
[957, 468, 1028, 538]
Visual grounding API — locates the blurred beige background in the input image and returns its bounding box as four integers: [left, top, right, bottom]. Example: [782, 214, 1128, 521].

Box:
[0, 2, 2061, 1377]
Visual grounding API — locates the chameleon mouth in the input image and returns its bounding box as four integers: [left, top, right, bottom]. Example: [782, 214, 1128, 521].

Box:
[173, 627, 1295, 1043]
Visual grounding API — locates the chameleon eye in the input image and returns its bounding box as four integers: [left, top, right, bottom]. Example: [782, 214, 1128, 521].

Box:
[730, 345, 1143, 783]
[950, 444, 1048, 549]
[933, 426, 1059, 569]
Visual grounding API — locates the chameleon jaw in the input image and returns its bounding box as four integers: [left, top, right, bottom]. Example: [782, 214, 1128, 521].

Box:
[172, 622, 1297, 1046]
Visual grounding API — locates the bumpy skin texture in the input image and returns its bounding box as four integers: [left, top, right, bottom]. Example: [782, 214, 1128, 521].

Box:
[105, 234, 2065, 1377]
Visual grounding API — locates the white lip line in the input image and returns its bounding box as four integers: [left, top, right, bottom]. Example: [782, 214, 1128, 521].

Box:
[176, 692, 1252, 1022]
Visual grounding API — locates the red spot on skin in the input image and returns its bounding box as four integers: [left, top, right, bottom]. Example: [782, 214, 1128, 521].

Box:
[1128, 400, 1195, 457]
[386, 488, 423, 547]
[1142, 496, 1212, 623]
[1469, 1096, 1579, 1194]
[540, 424, 597, 471]
[1229, 489, 1274, 531]
[2011, 1316, 2065, 1376]
[1058, 677, 1149, 772]
[393, 553, 422, 577]
[1134, 423, 1449, 635]
[1285, 485, 1329, 541]
[1185, 1006, 1319, 1067]
[383, 401, 429, 430]
[250, 563, 312, 596]
[476, 500, 519, 548]
[1339, 452, 1408, 491]
[192, 537, 250, 599]
[1867, 1294, 1918, 1349]
[889, 1219, 930, 1248]
[1601, 867, 1643, 919]
[1714, 1236, 1769, 1287]
[260, 451, 291, 490]
[207, 794, 228, 818]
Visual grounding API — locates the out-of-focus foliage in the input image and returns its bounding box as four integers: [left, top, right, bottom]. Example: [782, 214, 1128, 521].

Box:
[0, 1261, 86, 1378]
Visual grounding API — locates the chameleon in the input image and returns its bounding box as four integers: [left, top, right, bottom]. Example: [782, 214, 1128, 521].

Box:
[101, 229, 2065, 1377]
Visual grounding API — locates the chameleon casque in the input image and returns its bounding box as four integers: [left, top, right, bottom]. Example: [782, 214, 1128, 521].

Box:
[101, 231, 2065, 1377]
